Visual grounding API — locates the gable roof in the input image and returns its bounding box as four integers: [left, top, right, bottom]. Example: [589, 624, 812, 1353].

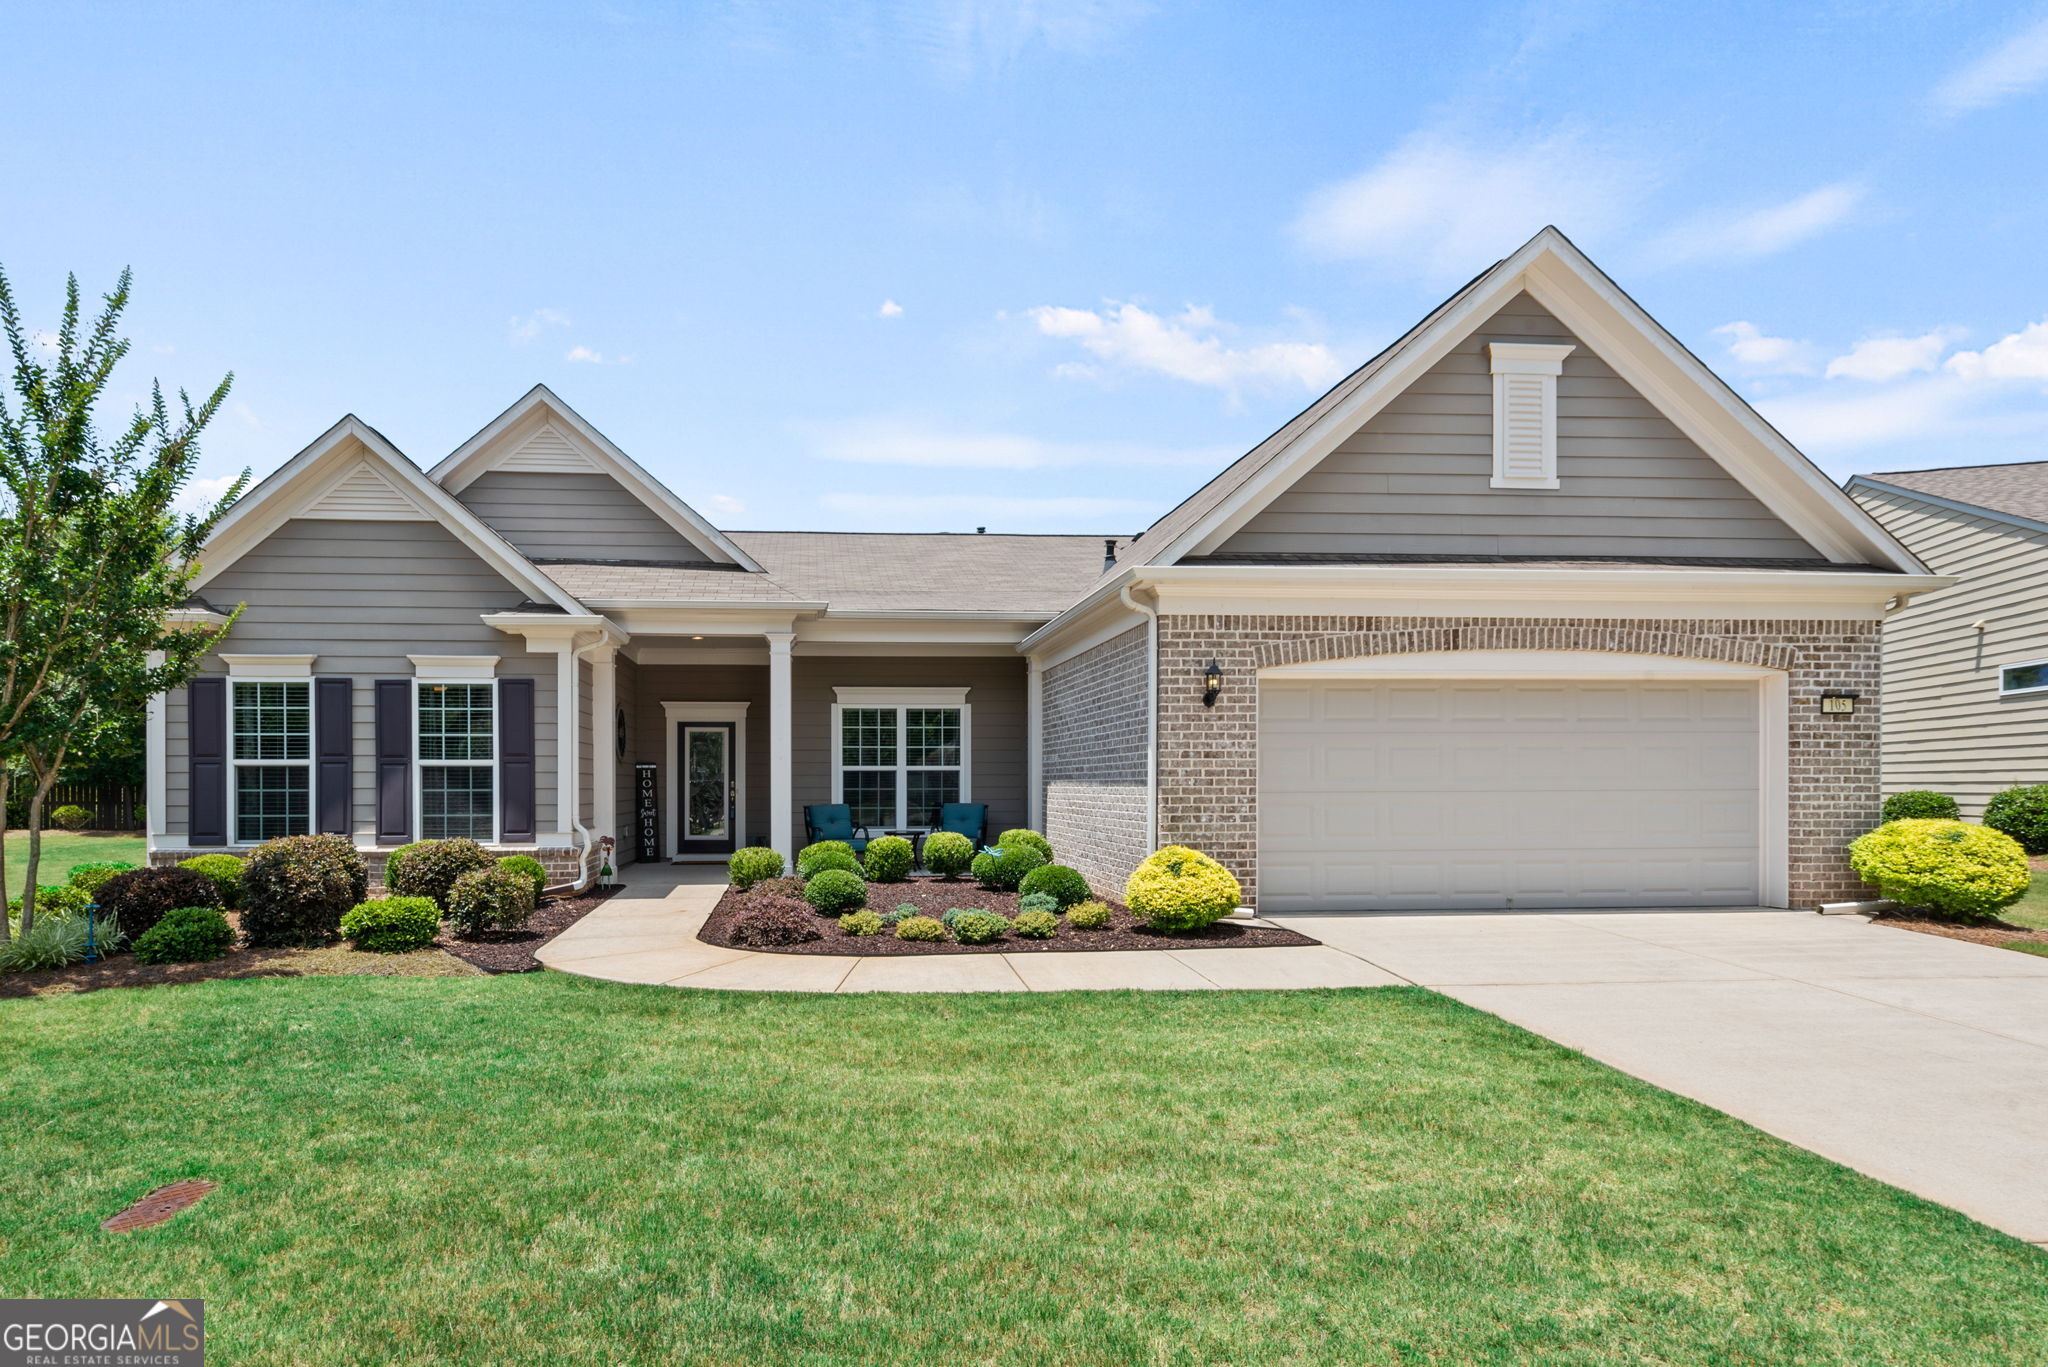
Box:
[428, 384, 763, 572]
[1114, 226, 1927, 577]
[1850, 462, 2048, 528]
[730, 532, 1124, 615]
[192, 415, 587, 612]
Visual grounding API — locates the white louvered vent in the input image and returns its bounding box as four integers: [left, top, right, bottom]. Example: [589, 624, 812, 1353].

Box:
[302, 460, 431, 520]
[1488, 342, 1575, 490]
[500, 423, 600, 473]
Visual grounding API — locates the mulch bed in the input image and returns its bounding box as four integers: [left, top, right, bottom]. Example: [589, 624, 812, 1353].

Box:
[1870, 908, 2048, 952]
[698, 878, 1320, 956]
[435, 885, 622, 973]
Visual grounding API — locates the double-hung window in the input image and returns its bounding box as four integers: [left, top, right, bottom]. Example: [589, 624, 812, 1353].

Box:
[418, 681, 496, 841]
[833, 688, 970, 831]
[232, 680, 311, 843]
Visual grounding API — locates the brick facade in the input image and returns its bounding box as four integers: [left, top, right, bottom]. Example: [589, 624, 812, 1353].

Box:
[1152, 615, 1882, 910]
[1042, 625, 1152, 894]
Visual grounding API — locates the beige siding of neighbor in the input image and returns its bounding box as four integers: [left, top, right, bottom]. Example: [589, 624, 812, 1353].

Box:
[455, 470, 710, 562]
[1216, 293, 1821, 560]
[1853, 484, 2048, 817]
[170, 517, 559, 840]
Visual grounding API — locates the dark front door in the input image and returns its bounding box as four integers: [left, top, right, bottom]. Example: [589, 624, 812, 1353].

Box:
[678, 721, 738, 856]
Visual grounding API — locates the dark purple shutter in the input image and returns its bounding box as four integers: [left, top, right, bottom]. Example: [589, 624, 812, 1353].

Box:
[374, 679, 412, 845]
[315, 676, 353, 836]
[188, 676, 227, 846]
[498, 677, 536, 843]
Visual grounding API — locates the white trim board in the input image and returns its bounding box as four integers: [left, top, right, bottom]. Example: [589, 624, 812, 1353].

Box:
[662, 701, 749, 860]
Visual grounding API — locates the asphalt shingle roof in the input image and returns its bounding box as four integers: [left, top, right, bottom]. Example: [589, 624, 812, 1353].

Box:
[1864, 462, 2048, 526]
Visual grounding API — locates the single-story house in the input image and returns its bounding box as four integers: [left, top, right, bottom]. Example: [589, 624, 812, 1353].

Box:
[1848, 463, 2048, 817]
[149, 227, 1945, 911]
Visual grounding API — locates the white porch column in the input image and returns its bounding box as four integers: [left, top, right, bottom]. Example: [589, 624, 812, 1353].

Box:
[1026, 654, 1044, 833]
[587, 641, 619, 855]
[551, 640, 580, 849]
[765, 631, 794, 861]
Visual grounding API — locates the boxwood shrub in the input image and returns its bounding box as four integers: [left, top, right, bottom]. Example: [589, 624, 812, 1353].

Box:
[392, 838, 495, 910]
[1066, 899, 1112, 929]
[446, 866, 536, 939]
[1019, 863, 1091, 909]
[862, 836, 915, 883]
[241, 834, 366, 947]
[67, 861, 137, 898]
[133, 906, 235, 964]
[1124, 846, 1241, 933]
[1848, 818, 2029, 919]
[1882, 790, 1961, 822]
[728, 846, 786, 891]
[949, 910, 1010, 944]
[804, 868, 868, 914]
[971, 843, 1045, 891]
[1012, 909, 1059, 939]
[996, 829, 1054, 861]
[497, 855, 548, 901]
[50, 804, 92, 831]
[799, 849, 862, 880]
[341, 896, 443, 953]
[383, 841, 428, 891]
[920, 831, 974, 879]
[178, 853, 248, 908]
[837, 910, 884, 937]
[95, 866, 222, 942]
[797, 840, 854, 868]
[10, 884, 93, 922]
[1984, 784, 2048, 855]
[895, 915, 947, 942]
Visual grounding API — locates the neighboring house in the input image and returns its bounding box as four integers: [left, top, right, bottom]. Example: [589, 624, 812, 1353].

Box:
[1848, 463, 2048, 817]
[150, 228, 1942, 910]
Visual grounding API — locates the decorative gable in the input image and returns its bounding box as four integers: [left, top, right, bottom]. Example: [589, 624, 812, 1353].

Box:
[301, 459, 432, 520]
[498, 423, 603, 475]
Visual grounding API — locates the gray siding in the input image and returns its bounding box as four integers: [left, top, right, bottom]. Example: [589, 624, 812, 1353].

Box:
[1216, 293, 1821, 560]
[615, 655, 639, 863]
[455, 470, 711, 562]
[1854, 485, 2048, 816]
[1042, 626, 1151, 892]
[629, 664, 772, 855]
[171, 518, 559, 841]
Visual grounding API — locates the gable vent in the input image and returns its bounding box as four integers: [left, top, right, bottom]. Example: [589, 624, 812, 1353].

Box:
[499, 423, 600, 474]
[302, 461, 431, 520]
[1488, 342, 1575, 490]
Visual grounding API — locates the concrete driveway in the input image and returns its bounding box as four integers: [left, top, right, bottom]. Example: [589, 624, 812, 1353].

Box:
[1274, 909, 2048, 1244]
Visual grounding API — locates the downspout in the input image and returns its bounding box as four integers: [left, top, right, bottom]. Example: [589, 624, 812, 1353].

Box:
[565, 636, 608, 890]
[1119, 583, 1159, 852]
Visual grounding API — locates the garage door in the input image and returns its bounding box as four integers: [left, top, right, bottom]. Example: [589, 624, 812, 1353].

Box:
[1258, 678, 1760, 912]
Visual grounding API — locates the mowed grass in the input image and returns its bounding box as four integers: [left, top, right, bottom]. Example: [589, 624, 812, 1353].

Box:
[4, 830, 146, 898]
[3, 977, 2044, 1365]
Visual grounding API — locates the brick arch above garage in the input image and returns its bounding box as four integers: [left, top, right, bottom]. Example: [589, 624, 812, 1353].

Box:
[1252, 624, 1800, 674]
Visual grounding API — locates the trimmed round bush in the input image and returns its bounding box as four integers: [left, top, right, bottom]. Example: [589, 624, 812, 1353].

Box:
[1882, 790, 1961, 823]
[895, 915, 947, 942]
[178, 853, 248, 908]
[1066, 900, 1112, 929]
[838, 910, 883, 937]
[95, 866, 221, 942]
[67, 861, 136, 897]
[497, 855, 548, 901]
[921, 831, 974, 879]
[799, 849, 862, 880]
[1125, 846, 1242, 933]
[1019, 863, 1090, 909]
[728, 846, 786, 891]
[392, 838, 495, 910]
[804, 868, 868, 914]
[862, 836, 915, 883]
[731, 902, 822, 947]
[997, 829, 1054, 861]
[1848, 819, 2029, 920]
[133, 906, 235, 964]
[1013, 910, 1059, 939]
[972, 843, 1046, 892]
[49, 804, 92, 831]
[446, 866, 537, 938]
[950, 910, 1010, 945]
[1985, 784, 2048, 855]
[10, 884, 93, 921]
[241, 834, 366, 947]
[797, 840, 854, 868]
[383, 841, 428, 891]
[341, 896, 443, 953]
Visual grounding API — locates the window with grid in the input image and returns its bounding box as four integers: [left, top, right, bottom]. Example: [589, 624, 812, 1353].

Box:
[837, 704, 964, 830]
[232, 680, 311, 843]
[419, 682, 495, 841]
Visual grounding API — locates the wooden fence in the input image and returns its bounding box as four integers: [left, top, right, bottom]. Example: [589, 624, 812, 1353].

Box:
[6, 783, 145, 831]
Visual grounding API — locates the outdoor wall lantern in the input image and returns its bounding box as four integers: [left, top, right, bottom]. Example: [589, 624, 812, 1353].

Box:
[1202, 659, 1224, 708]
[1819, 690, 1860, 715]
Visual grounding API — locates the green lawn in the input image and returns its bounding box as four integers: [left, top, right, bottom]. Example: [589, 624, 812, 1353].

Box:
[2, 977, 2042, 1365]
[4, 830, 146, 898]
[2001, 874, 2048, 931]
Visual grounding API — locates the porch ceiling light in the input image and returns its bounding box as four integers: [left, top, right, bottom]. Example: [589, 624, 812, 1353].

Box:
[1819, 690, 1859, 715]
[1202, 659, 1224, 708]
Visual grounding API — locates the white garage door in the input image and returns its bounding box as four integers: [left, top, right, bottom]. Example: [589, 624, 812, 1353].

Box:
[1258, 678, 1760, 912]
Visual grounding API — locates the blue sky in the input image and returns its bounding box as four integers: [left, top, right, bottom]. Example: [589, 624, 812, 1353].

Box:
[6, 1, 2048, 535]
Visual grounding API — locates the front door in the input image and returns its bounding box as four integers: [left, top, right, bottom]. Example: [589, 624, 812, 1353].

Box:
[677, 721, 738, 856]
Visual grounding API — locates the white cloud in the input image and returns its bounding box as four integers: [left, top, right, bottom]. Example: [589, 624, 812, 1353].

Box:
[1946, 320, 2048, 381]
[1646, 182, 1865, 266]
[820, 491, 1155, 530]
[509, 307, 569, 344]
[895, 0, 1156, 79]
[877, 299, 904, 318]
[1931, 15, 2048, 115]
[797, 415, 1231, 471]
[705, 493, 747, 516]
[564, 345, 628, 364]
[28, 329, 59, 355]
[1825, 330, 1961, 382]
[1025, 301, 1343, 396]
[1290, 127, 1647, 277]
[1712, 321, 1817, 375]
[175, 473, 244, 517]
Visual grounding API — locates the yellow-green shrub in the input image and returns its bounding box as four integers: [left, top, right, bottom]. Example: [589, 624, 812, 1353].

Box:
[1847, 819, 2029, 920]
[1124, 846, 1241, 932]
[838, 910, 884, 937]
[921, 831, 974, 879]
[1066, 900, 1112, 929]
[895, 915, 947, 942]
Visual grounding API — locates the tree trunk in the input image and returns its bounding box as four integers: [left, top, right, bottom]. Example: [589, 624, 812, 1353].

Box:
[0, 768, 9, 943]
[18, 753, 62, 934]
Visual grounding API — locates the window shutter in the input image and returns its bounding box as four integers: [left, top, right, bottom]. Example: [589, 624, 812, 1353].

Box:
[374, 679, 412, 845]
[499, 677, 536, 843]
[315, 676, 353, 836]
[1488, 342, 1575, 489]
[188, 676, 227, 846]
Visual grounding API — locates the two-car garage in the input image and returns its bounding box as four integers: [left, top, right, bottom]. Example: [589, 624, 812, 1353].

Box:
[1256, 655, 1773, 913]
